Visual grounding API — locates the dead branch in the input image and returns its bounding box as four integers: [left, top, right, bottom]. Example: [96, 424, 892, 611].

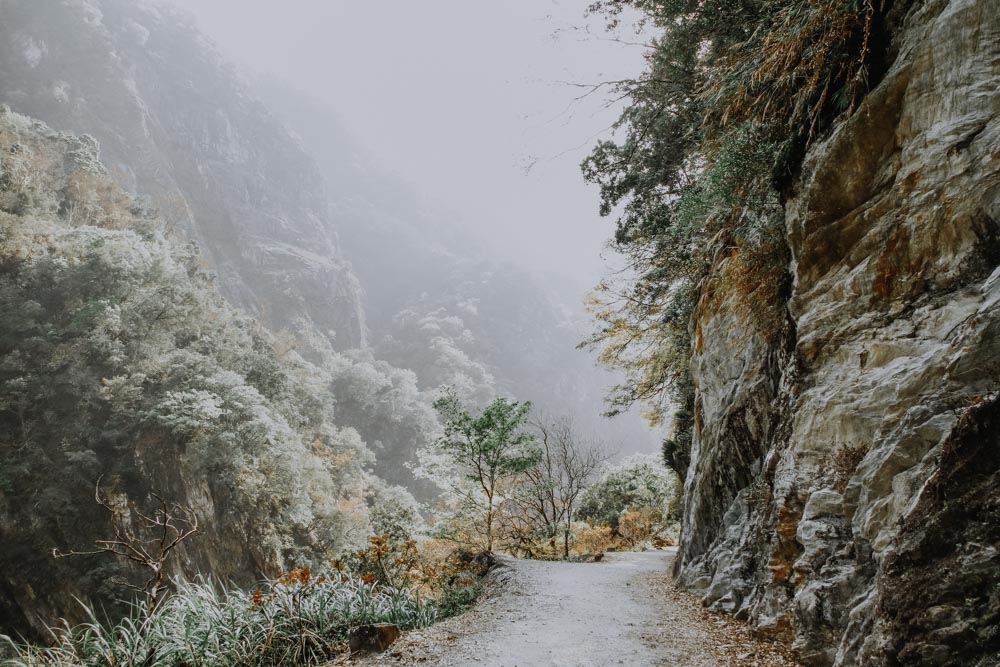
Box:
[53, 478, 198, 613]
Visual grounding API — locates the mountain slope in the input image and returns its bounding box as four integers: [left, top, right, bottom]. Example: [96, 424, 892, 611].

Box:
[0, 0, 366, 350]
[0, 108, 372, 638]
[255, 81, 661, 456]
[0, 0, 443, 495]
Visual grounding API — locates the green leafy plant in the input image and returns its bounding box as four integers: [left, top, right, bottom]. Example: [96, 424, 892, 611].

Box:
[427, 388, 542, 553]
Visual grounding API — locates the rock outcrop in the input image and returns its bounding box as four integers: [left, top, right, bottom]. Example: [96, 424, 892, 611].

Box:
[348, 623, 402, 654]
[675, 1, 1000, 665]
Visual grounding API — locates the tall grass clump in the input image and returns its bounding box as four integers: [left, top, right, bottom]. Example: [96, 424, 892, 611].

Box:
[2, 538, 486, 667]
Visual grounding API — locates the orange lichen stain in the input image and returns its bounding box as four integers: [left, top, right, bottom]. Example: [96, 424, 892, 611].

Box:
[768, 506, 802, 585]
[768, 560, 792, 582]
[900, 169, 921, 193]
[872, 223, 910, 303]
[775, 507, 799, 540]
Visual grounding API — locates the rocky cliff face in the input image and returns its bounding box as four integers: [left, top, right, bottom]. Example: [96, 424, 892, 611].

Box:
[675, 1, 1000, 665]
[0, 0, 367, 350]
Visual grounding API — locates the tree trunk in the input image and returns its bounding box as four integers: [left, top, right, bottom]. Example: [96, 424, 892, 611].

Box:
[563, 507, 571, 559]
[486, 496, 494, 553]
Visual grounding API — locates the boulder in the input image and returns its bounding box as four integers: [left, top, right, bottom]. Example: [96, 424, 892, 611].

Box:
[348, 623, 401, 654]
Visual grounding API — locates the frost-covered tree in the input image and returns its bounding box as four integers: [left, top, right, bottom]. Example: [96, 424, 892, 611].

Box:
[365, 480, 424, 546]
[577, 454, 680, 530]
[0, 110, 374, 630]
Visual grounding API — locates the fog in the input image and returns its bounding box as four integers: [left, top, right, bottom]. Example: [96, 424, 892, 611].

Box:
[165, 0, 645, 291]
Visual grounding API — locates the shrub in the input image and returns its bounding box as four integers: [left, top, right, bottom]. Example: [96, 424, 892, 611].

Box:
[62, 171, 137, 230]
[571, 523, 614, 555]
[824, 442, 869, 492]
[366, 483, 424, 548]
[1, 572, 431, 667]
[617, 507, 663, 548]
[341, 536, 486, 616]
[577, 454, 680, 528]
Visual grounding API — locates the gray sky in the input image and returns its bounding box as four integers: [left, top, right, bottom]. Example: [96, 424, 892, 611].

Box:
[164, 0, 646, 290]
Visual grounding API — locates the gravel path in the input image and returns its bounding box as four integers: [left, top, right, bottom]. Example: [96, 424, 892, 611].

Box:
[345, 549, 798, 667]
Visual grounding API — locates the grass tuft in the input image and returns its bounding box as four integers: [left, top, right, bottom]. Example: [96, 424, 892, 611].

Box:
[2, 540, 484, 667]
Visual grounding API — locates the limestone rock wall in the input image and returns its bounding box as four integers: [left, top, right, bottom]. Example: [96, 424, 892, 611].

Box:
[675, 1, 1000, 665]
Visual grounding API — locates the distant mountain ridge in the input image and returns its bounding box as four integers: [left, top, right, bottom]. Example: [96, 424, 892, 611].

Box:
[255, 79, 660, 453]
[0, 0, 367, 350]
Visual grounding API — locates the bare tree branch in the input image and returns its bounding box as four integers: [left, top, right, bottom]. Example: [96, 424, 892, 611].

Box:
[53, 479, 199, 614]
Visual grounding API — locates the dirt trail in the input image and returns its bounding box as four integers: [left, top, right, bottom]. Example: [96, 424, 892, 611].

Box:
[348, 549, 797, 667]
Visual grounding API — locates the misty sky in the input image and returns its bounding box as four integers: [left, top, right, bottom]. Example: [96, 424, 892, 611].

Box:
[164, 0, 646, 291]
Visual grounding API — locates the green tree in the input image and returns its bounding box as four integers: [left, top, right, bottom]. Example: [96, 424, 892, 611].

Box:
[431, 388, 541, 552]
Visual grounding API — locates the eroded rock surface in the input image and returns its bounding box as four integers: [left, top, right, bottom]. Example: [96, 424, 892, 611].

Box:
[675, 1, 1000, 665]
